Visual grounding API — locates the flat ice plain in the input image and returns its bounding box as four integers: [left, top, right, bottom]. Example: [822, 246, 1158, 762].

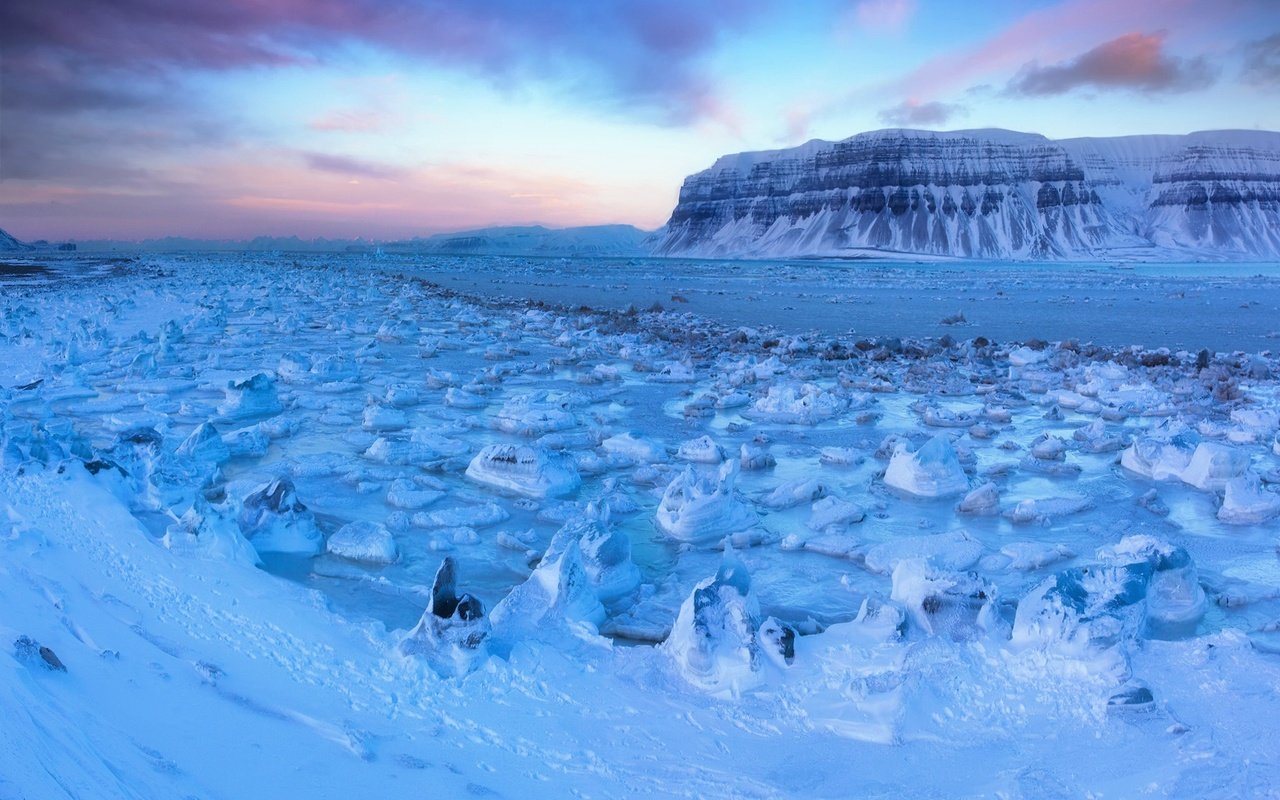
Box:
[3, 252, 1280, 799]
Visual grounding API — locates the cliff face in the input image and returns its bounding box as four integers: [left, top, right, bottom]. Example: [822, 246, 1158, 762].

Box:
[655, 128, 1280, 260]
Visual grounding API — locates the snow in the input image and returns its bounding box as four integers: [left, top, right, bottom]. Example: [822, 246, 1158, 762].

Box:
[5, 252, 1280, 798]
[657, 127, 1280, 261]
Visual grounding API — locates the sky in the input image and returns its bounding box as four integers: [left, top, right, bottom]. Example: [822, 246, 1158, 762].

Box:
[1, 0, 1278, 241]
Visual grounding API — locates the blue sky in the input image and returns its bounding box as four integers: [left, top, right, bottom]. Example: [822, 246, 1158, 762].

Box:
[1, 0, 1277, 240]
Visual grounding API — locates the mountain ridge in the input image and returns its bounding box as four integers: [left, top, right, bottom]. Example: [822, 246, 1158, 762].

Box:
[654, 128, 1280, 260]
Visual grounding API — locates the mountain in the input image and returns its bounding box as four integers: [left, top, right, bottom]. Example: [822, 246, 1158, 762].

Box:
[0, 227, 34, 251]
[653, 128, 1280, 260]
[396, 224, 651, 257]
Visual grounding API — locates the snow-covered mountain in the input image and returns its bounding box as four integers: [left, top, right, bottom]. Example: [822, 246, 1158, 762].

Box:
[0, 227, 33, 251]
[399, 224, 652, 257]
[653, 128, 1280, 260]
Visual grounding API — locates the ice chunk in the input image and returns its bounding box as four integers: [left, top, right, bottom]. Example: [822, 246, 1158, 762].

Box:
[385, 478, 444, 510]
[542, 505, 641, 606]
[326, 520, 398, 564]
[655, 461, 757, 544]
[676, 435, 725, 464]
[1003, 495, 1093, 524]
[216, 373, 282, 421]
[493, 392, 577, 436]
[920, 405, 977, 428]
[413, 502, 509, 529]
[883, 435, 969, 498]
[1180, 442, 1249, 491]
[601, 432, 665, 463]
[744, 382, 846, 425]
[739, 442, 775, 470]
[400, 558, 489, 676]
[806, 496, 865, 530]
[490, 540, 606, 636]
[174, 422, 230, 464]
[163, 498, 261, 566]
[1000, 542, 1075, 571]
[465, 443, 581, 498]
[1120, 438, 1189, 481]
[361, 404, 407, 432]
[661, 548, 764, 696]
[956, 482, 999, 515]
[1218, 475, 1280, 525]
[864, 531, 983, 574]
[758, 478, 829, 510]
[1008, 346, 1047, 367]
[237, 478, 323, 555]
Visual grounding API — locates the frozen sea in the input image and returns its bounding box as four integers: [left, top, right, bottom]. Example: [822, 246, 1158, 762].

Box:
[3, 251, 1280, 799]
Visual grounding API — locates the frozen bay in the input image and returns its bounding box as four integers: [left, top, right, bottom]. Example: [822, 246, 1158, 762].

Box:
[3, 252, 1280, 799]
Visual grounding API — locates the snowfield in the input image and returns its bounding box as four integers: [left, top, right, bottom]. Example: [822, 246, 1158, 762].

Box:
[3, 253, 1280, 798]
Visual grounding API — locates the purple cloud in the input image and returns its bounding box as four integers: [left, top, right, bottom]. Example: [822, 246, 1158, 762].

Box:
[878, 99, 967, 126]
[0, 0, 763, 121]
[1241, 32, 1280, 87]
[304, 152, 405, 180]
[1006, 32, 1216, 96]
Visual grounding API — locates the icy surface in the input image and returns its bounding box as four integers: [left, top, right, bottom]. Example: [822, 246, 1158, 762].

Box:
[3, 253, 1280, 798]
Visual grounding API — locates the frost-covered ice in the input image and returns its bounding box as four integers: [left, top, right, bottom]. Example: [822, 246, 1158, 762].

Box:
[5, 253, 1280, 799]
[883, 434, 970, 498]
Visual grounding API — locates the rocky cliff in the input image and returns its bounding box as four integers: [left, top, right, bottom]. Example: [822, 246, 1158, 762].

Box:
[654, 128, 1280, 260]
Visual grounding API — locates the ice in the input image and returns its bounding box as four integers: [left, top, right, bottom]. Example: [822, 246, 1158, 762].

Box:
[174, 422, 230, 464]
[542, 505, 641, 606]
[412, 502, 509, 529]
[675, 434, 725, 463]
[661, 548, 767, 696]
[236, 477, 324, 555]
[216, 373, 282, 421]
[1218, 475, 1280, 525]
[326, 520, 398, 564]
[163, 498, 261, 566]
[864, 531, 984, 574]
[1179, 442, 1250, 491]
[655, 460, 757, 543]
[465, 443, 581, 498]
[1000, 541, 1076, 570]
[361, 403, 408, 432]
[957, 481, 999, 515]
[1004, 495, 1093, 524]
[744, 382, 846, 424]
[758, 477, 829, 510]
[400, 557, 489, 676]
[489, 540, 607, 640]
[9, 254, 1280, 798]
[806, 496, 866, 530]
[1120, 435, 1198, 481]
[493, 392, 577, 436]
[883, 434, 969, 498]
[600, 431, 665, 463]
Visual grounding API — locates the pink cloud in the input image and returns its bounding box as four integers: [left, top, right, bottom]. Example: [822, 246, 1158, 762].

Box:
[1007, 32, 1215, 95]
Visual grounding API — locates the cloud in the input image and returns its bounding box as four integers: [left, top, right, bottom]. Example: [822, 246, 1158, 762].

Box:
[0, 0, 765, 125]
[303, 153, 406, 180]
[878, 99, 967, 126]
[1006, 32, 1216, 96]
[852, 0, 916, 33]
[1241, 32, 1280, 87]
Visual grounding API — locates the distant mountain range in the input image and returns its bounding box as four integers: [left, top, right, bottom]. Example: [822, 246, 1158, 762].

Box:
[652, 128, 1280, 261]
[387, 224, 650, 256]
[0, 225, 653, 257]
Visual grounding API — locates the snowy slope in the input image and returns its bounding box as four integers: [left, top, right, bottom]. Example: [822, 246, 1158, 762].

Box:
[655, 128, 1280, 260]
[0, 227, 33, 251]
